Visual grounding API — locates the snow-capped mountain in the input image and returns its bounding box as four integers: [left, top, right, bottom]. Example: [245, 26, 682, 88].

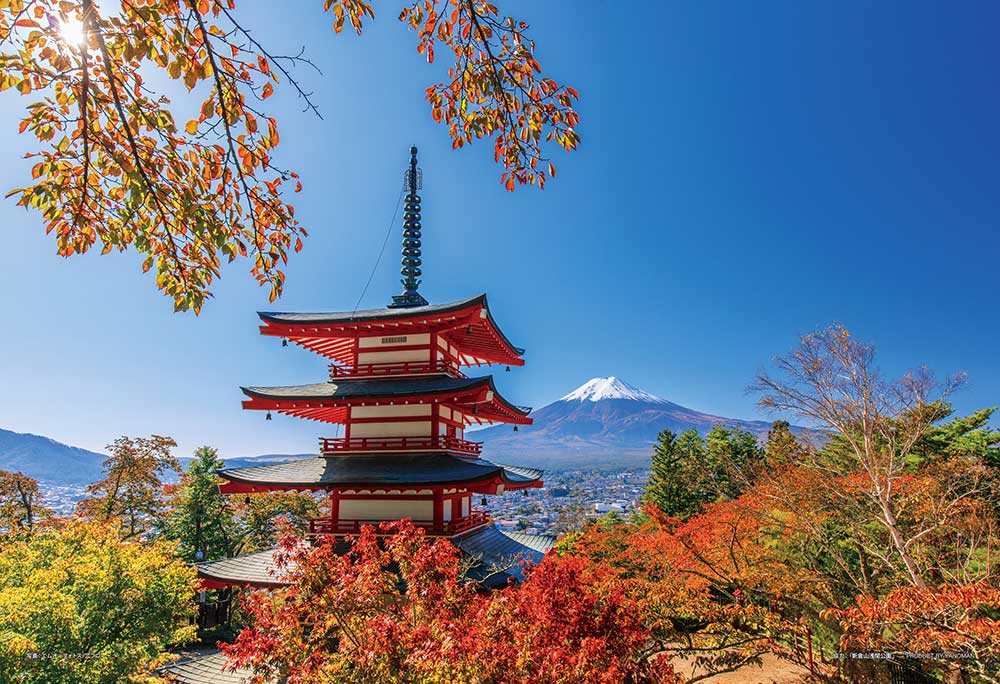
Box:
[476, 377, 783, 469]
[559, 376, 667, 404]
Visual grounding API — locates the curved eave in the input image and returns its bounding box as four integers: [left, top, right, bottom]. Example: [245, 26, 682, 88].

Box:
[256, 294, 525, 367]
[160, 651, 269, 684]
[446, 295, 525, 367]
[497, 464, 545, 490]
[240, 376, 533, 426]
[258, 293, 488, 327]
[215, 454, 539, 494]
[454, 526, 556, 587]
[195, 549, 290, 589]
[193, 526, 554, 591]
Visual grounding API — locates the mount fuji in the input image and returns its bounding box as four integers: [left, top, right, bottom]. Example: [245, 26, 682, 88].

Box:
[475, 377, 782, 469]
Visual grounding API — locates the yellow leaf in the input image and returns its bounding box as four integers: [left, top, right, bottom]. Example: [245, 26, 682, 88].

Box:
[185, 120, 199, 135]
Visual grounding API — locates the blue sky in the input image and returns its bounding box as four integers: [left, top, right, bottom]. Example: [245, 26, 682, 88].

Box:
[1, 1, 998, 458]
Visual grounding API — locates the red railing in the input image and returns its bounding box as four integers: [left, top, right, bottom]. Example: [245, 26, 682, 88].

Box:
[329, 359, 465, 379]
[308, 510, 490, 537]
[319, 435, 482, 455]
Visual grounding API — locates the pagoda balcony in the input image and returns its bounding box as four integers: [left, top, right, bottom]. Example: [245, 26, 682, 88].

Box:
[319, 435, 483, 456]
[307, 510, 490, 537]
[329, 359, 466, 380]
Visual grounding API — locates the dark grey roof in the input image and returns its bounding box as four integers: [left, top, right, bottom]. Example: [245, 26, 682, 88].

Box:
[454, 526, 556, 587]
[241, 375, 531, 416]
[195, 525, 553, 589]
[258, 293, 525, 358]
[243, 374, 485, 401]
[220, 454, 542, 488]
[496, 463, 544, 482]
[160, 650, 270, 684]
[259, 293, 487, 325]
[196, 549, 289, 588]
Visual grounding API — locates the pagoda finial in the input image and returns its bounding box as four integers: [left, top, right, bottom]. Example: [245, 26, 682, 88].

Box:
[390, 145, 429, 308]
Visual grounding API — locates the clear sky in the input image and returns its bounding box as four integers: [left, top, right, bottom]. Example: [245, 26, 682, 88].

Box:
[1, 1, 998, 459]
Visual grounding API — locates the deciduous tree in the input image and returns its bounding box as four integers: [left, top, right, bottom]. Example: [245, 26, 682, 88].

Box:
[0, 0, 579, 312]
[77, 433, 180, 537]
[0, 519, 197, 684]
[753, 325, 973, 590]
[0, 470, 52, 533]
[222, 521, 679, 684]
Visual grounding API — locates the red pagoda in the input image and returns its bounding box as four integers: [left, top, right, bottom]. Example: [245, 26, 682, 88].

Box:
[194, 147, 553, 592]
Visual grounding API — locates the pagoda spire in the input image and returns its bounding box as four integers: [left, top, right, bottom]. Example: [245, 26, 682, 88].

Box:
[390, 146, 429, 308]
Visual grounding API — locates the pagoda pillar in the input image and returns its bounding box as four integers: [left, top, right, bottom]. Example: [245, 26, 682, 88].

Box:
[330, 491, 341, 530]
[433, 490, 444, 535]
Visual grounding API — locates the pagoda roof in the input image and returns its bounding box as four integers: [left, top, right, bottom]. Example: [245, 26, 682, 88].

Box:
[194, 525, 555, 589]
[216, 454, 543, 493]
[160, 651, 267, 684]
[241, 374, 533, 425]
[257, 294, 525, 367]
[454, 526, 557, 587]
[195, 549, 288, 588]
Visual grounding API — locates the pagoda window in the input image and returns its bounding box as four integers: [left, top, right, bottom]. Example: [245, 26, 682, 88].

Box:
[358, 333, 430, 348]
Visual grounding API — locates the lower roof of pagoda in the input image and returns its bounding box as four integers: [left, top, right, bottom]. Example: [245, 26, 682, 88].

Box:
[196, 548, 288, 588]
[257, 293, 525, 367]
[159, 650, 264, 684]
[195, 525, 556, 590]
[240, 374, 532, 425]
[217, 454, 543, 493]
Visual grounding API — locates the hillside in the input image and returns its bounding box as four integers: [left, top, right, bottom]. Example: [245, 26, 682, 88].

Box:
[0, 427, 107, 485]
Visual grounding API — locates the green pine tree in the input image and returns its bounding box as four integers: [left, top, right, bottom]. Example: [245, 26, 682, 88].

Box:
[642, 429, 705, 518]
[763, 420, 800, 468]
[162, 446, 230, 563]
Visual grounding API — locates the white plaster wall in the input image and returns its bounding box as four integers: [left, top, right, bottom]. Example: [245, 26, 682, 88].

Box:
[351, 405, 431, 418]
[340, 498, 433, 521]
[357, 349, 430, 364]
[350, 421, 432, 438]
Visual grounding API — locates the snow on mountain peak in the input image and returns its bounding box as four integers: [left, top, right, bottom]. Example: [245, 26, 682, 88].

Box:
[559, 376, 665, 403]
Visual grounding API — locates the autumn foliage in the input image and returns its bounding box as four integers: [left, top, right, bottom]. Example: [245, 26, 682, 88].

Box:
[222, 521, 679, 684]
[0, 519, 197, 684]
[0, 0, 579, 311]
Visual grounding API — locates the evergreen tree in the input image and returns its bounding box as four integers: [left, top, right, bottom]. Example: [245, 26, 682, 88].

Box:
[643, 430, 681, 516]
[643, 429, 707, 519]
[643, 426, 762, 520]
[763, 420, 800, 468]
[704, 424, 761, 500]
[162, 447, 321, 562]
[162, 446, 229, 563]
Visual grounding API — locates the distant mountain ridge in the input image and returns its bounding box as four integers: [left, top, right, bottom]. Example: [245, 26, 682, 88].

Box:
[0, 427, 316, 487]
[476, 376, 787, 469]
[0, 427, 106, 485]
[3, 377, 791, 484]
